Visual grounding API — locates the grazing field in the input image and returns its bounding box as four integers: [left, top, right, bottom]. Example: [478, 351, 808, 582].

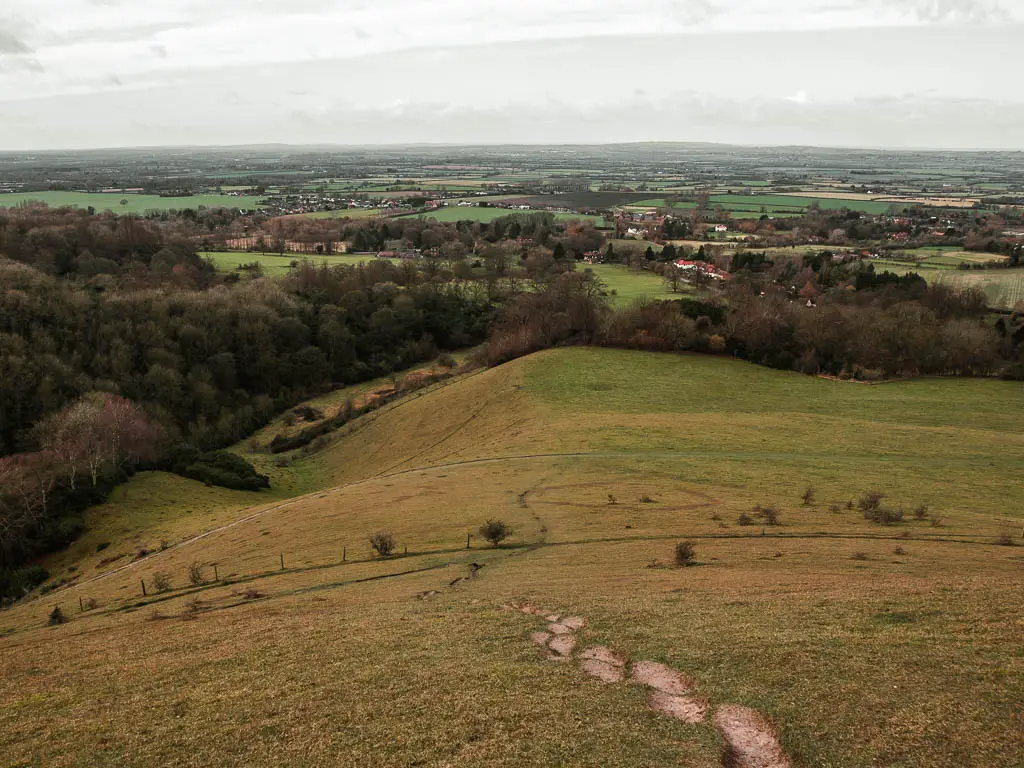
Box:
[292, 208, 383, 220]
[402, 207, 610, 227]
[201, 251, 398, 275]
[0, 191, 266, 214]
[872, 256, 1024, 308]
[586, 264, 690, 305]
[1, 349, 1021, 768]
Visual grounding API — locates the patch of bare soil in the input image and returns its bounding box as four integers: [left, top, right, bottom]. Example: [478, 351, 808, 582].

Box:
[558, 616, 586, 631]
[713, 705, 790, 768]
[548, 622, 574, 635]
[580, 659, 624, 683]
[580, 646, 626, 667]
[630, 660, 695, 695]
[548, 634, 577, 657]
[530, 631, 552, 646]
[647, 690, 708, 724]
[579, 645, 627, 683]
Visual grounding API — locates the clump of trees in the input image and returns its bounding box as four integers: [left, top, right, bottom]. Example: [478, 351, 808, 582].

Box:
[0, 393, 158, 601]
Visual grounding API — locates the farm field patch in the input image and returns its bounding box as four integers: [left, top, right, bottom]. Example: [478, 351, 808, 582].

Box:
[0, 191, 266, 214]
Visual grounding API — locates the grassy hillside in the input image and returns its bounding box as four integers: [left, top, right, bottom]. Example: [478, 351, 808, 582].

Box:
[2, 349, 1021, 768]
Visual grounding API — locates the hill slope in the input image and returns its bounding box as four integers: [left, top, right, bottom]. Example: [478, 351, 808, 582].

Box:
[2, 349, 1021, 768]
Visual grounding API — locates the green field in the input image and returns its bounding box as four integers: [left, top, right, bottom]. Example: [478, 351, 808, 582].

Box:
[586, 264, 689, 305]
[403, 207, 610, 227]
[294, 208, 383, 220]
[630, 195, 898, 216]
[201, 251, 397, 276]
[0, 191, 267, 214]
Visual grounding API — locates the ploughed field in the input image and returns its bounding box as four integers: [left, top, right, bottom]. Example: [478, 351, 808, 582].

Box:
[1, 349, 1021, 768]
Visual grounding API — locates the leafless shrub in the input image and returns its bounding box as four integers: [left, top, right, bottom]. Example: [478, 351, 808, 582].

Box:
[83, 597, 99, 611]
[801, 487, 815, 506]
[913, 504, 929, 521]
[755, 505, 781, 526]
[370, 531, 397, 557]
[829, 504, 841, 514]
[930, 516, 943, 528]
[639, 495, 656, 504]
[851, 551, 870, 561]
[893, 546, 906, 555]
[737, 512, 754, 526]
[997, 533, 1016, 547]
[188, 562, 205, 586]
[151, 571, 172, 593]
[607, 494, 617, 505]
[674, 541, 697, 567]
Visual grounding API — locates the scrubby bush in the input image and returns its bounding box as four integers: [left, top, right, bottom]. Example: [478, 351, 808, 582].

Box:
[151, 572, 172, 593]
[370, 531, 397, 557]
[674, 541, 697, 567]
[859, 492, 902, 524]
[48, 606, 68, 625]
[913, 504, 929, 521]
[639, 495, 656, 504]
[997, 533, 1016, 546]
[737, 512, 754, 526]
[96, 542, 110, 552]
[851, 551, 869, 561]
[479, 520, 513, 548]
[169, 445, 270, 491]
[801, 487, 815, 506]
[893, 546, 906, 556]
[755, 505, 781, 525]
[188, 562, 205, 586]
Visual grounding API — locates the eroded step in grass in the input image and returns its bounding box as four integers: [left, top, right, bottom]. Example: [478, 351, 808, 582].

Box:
[630, 660, 695, 696]
[647, 690, 708, 724]
[579, 646, 627, 683]
[712, 705, 790, 768]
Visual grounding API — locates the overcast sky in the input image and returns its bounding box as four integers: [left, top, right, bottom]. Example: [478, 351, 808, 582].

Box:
[1, 0, 1022, 150]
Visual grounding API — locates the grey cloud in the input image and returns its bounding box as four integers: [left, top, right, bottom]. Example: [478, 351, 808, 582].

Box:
[0, 27, 31, 54]
[889, 0, 1010, 23]
[662, 0, 721, 24]
[150, 44, 168, 58]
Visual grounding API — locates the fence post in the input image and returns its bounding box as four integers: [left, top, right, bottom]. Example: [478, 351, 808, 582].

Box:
[79, 596, 84, 613]
[141, 579, 147, 597]
[213, 563, 219, 581]
[404, 545, 408, 556]
[343, 546, 346, 562]
[466, 533, 471, 549]
[280, 553, 285, 571]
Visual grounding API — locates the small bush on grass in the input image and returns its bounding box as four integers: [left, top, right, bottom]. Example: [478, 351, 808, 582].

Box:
[930, 516, 943, 527]
[370, 531, 397, 557]
[828, 504, 841, 513]
[479, 520, 513, 548]
[96, 542, 110, 552]
[755, 505, 781, 525]
[83, 597, 99, 611]
[48, 606, 68, 626]
[674, 541, 697, 567]
[639, 495, 656, 504]
[851, 551, 870, 561]
[737, 512, 754, 526]
[893, 546, 906, 555]
[188, 562, 205, 586]
[997, 533, 1016, 546]
[151, 572, 172, 593]
[913, 504, 929, 521]
[801, 487, 815, 506]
